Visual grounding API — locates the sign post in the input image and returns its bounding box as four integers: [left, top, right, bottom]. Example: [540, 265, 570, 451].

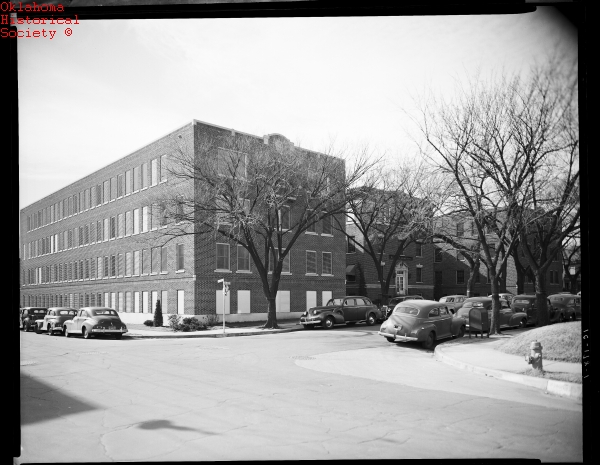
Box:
[217, 279, 230, 335]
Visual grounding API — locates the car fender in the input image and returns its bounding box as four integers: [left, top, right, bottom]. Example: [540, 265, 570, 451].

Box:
[510, 312, 527, 326]
[414, 322, 437, 341]
[330, 309, 345, 324]
[450, 318, 465, 335]
[64, 320, 80, 333]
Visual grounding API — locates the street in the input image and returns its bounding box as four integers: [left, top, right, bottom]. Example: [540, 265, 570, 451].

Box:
[18, 325, 582, 462]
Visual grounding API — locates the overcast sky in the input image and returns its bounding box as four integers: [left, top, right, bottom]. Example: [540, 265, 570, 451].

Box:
[18, 7, 577, 209]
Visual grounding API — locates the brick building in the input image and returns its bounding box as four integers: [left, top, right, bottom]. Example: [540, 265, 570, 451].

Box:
[20, 120, 346, 324]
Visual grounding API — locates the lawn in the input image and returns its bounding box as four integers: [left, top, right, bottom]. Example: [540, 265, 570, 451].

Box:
[494, 321, 581, 363]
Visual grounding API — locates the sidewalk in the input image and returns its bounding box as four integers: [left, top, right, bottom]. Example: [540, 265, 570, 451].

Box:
[124, 322, 303, 339]
[434, 336, 582, 401]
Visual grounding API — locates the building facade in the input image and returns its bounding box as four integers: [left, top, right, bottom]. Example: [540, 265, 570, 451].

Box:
[20, 120, 346, 323]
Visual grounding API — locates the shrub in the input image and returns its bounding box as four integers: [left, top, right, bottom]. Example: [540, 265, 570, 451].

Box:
[143, 320, 154, 327]
[182, 317, 205, 331]
[205, 313, 220, 327]
[153, 300, 163, 327]
[168, 313, 181, 331]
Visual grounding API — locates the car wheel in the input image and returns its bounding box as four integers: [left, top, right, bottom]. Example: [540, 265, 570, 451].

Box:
[519, 318, 527, 329]
[35, 323, 42, 334]
[386, 337, 395, 343]
[455, 326, 465, 338]
[47, 324, 54, 335]
[25, 322, 31, 332]
[82, 327, 92, 339]
[322, 317, 335, 329]
[365, 313, 376, 326]
[559, 313, 566, 323]
[115, 334, 122, 340]
[64, 327, 70, 338]
[422, 332, 436, 350]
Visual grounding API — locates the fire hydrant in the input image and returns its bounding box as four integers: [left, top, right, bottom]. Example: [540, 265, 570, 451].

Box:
[525, 340, 543, 371]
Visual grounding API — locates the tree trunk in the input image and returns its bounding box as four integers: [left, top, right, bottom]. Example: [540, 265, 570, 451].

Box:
[263, 296, 279, 329]
[534, 272, 550, 327]
[568, 275, 579, 294]
[488, 270, 501, 335]
[498, 259, 508, 293]
[466, 260, 480, 297]
[516, 266, 526, 295]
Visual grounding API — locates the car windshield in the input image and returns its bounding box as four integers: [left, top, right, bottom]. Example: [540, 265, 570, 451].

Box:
[514, 299, 534, 304]
[392, 306, 420, 316]
[58, 310, 76, 316]
[91, 309, 118, 316]
[326, 299, 344, 306]
[439, 297, 447, 302]
[34, 310, 47, 314]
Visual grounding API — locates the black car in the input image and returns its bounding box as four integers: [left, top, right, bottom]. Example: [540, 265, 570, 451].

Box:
[382, 295, 425, 320]
[19, 307, 48, 332]
[300, 296, 383, 329]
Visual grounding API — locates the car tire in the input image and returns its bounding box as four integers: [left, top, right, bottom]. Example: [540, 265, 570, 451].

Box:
[519, 319, 527, 329]
[82, 327, 92, 339]
[365, 314, 376, 326]
[47, 324, 53, 335]
[25, 322, 31, 332]
[386, 337, 395, 343]
[455, 326, 465, 338]
[115, 334, 122, 340]
[35, 324, 42, 334]
[559, 313, 566, 323]
[64, 327, 70, 338]
[422, 331, 436, 350]
[322, 317, 335, 329]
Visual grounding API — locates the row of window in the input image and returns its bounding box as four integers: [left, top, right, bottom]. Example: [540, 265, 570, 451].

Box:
[23, 204, 168, 260]
[216, 243, 334, 275]
[23, 244, 185, 285]
[25, 155, 168, 233]
[23, 289, 185, 314]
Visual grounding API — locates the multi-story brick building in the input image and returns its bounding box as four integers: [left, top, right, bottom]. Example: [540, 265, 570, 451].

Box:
[20, 120, 346, 324]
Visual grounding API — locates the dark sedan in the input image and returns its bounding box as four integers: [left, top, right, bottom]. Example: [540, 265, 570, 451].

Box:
[378, 300, 466, 349]
[456, 297, 527, 330]
[548, 293, 581, 321]
[381, 295, 424, 320]
[35, 307, 77, 335]
[300, 296, 383, 329]
[19, 307, 48, 332]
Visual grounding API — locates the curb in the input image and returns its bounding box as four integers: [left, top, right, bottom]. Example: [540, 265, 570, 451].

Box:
[124, 327, 302, 339]
[434, 345, 582, 401]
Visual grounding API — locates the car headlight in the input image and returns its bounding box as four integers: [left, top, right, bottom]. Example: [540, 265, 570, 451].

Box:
[312, 310, 319, 315]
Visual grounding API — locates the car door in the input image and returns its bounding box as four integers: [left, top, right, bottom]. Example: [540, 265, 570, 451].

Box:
[428, 307, 443, 337]
[342, 298, 356, 321]
[73, 310, 86, 332]
[354, 297, 368, 321]
[43, 310, 53, 330]
[499, 300, 512, 327]
[437, 307, 453, 337]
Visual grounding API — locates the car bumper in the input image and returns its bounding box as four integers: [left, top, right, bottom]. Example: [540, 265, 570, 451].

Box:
[91, 328, 128, 333]
[300, 318, 322, 325]
[378, 331, 418, 342]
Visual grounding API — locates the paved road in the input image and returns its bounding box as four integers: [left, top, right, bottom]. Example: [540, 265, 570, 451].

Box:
[18, 326, 582, 462]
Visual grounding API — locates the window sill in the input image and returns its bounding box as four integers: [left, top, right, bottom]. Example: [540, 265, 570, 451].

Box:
[236, 270, 252, 274]
[305, 231, 318, 235]
[160, 272, 168, 275]
[175, 270, 185, 274]
[305, 273, 318, 276]
[150, 272, 158, 276]
[321, 233, 333, 237]
[215, 269, 232, 273]
[280, 272, 292, 276]
[321, 273, 334, 277]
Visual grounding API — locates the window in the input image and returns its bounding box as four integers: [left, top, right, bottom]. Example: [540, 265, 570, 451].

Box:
[117, 174, 124, 198]
[322, 252, 332, 275]
[125, 252, 132, 277]
[151, 159, 158, 186]
[161, 290, 168, 313]
[97, 257, 102, 279]
[110, 255, 116, 277]
[161, 246, 168, 273]
[457, 222, 464, 237]
[306, 251, 317, 274]
[142, 249, 149, 274]
[322, 213, 332, 235]
[133, 250, 140, 275]
[457, 270, 465, 284]
[125, 211, 132, 236]
[96, 184, 102, 206]
[103, 180, 109, 204]
[110, 217, 116, 239]
[177, 290, 184, 315]
[160, 155, 167, 182]
[150, 204, 158, 230]
[118, 292, 124, 312]
[417, 267, 423, 283]
[97, 221, 102, 242]
[434, 247, 443, 262]
[133, 208, 140, 234]
[237, 245, 250, 271]
[306, 209, 316, 233]
[142, 291, 149, 313]
[142, 206, 148, 232]
[416, 242, 423, 257]
[125, 291, 132, 313]
[216, 243, 230, 270]
[134, 291, 140, 313]
[110, 176, 117, 201]
[347, 236, 356, 253]
[151, 291, 158, 314]
[125, 170, 131, 195]
[84, 259, 90, 279]
[151, 247, 159, 274]
[90, 222, 96, 243]
[133, 166, 140, 191]
[141, 162, 148, 189]
[268, 253, 290, 273]
[118, 213, 124, 238]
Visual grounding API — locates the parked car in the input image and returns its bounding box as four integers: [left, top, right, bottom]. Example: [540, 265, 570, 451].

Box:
[488, 292, 515, 303]
[548, 293, 581, 321]
[378, 300, 466, 349]
[438, 295, 467, 314]
[300, 296, 383, 329]
[35, 307, 77, 335]
[456, 297, 527, 331]
[63, 307, 128, 339]
[382, 295, 424, 320]
[511, 295, 561, 325]
[19, 307, 48, 332]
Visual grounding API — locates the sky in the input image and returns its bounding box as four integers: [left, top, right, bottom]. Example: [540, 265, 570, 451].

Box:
[17, 6, 577, 210]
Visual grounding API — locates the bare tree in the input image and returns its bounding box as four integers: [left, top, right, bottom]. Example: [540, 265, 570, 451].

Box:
[338, 158, 440, 305]
[152, 131, 376, 329]
[562, 233, 581, 294]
